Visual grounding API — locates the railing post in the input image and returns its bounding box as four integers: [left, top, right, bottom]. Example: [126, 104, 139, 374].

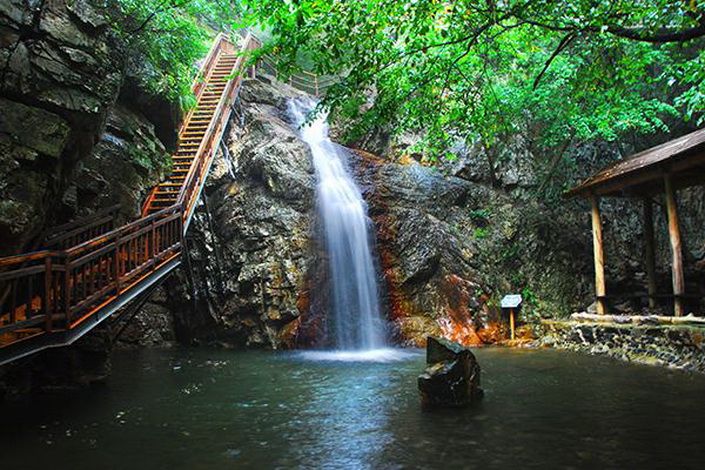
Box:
[151, 218, 157, 267]
[44, 255, 53, 333]
[179, 204, 186, 251]
[114, 239, 121, 297]
[64, 256, 72, 326]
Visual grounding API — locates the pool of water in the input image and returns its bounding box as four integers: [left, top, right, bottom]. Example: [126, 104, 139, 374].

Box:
[2, 347, 705, 469]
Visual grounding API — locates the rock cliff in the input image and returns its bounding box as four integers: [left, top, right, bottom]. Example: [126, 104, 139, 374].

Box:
[154, 76, 316, 349]
[0, 0, 174, 255]
[153, 73, 704, 350]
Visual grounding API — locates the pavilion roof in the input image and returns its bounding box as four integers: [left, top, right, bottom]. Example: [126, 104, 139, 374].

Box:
[567, 128, 705, 198]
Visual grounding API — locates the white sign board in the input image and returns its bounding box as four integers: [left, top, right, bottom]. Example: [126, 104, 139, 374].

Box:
[501, 294, 522, 309]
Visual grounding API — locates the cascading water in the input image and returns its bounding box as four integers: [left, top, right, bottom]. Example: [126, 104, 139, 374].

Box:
[289, 99, 386, 352]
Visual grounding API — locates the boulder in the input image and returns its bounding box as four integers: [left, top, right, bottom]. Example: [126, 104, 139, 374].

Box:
[418, 336, 483, 408]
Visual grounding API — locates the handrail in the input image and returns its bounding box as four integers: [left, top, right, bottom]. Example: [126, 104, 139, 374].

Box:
[242, 30, 336, 97]
[177, 33, 249, 223]
[42, 204, 121, 250]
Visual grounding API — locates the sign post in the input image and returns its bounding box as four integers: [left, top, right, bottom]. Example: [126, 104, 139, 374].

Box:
[501, 294, 523, 341]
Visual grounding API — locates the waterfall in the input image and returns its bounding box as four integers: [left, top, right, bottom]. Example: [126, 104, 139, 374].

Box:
[289, 99, 384, 351]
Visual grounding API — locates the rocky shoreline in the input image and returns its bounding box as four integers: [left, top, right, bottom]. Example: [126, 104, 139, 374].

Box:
[538, 319, 705, 373]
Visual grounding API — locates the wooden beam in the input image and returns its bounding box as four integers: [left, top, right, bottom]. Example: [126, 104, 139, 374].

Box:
[590, 196, 607, 315]
[643, 198, 657, 308]
[664, 175, 685, 316]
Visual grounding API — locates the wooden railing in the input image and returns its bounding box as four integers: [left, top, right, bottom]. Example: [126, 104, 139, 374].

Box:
[240, 30, 336, 97]
[177, 33, 258, 229]
[42, 204, 121, 250]
[0, 205, 183, 351]
[0, 33, 259, 364]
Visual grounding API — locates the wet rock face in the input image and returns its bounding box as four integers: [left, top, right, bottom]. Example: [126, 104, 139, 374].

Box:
[418, 336, 483, 408]
[353, 151, 544, 347]
[354, 119, 705, 322]
[70, 104, 171, 222]
[0, 0, 123, 253]
[354, 139, 705, 345]
[166, 77, 316, 349]
[0, 0, 176, 254]
[114, 286, 176, 349]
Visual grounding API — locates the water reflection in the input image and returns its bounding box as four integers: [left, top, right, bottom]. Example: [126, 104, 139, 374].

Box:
[298, 348, 421, 363]
[1, 348, 705, 469]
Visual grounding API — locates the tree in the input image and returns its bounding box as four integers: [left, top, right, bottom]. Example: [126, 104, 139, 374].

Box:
[239, 0, 704, 166]
[112, 0, 241, 109]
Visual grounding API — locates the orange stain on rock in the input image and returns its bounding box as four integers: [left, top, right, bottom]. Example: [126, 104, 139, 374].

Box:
[349, 148, 507, 348]
[278, 316, 302, 349]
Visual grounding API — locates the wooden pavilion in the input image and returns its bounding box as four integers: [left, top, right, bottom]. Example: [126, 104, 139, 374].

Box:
[567, 128, 705, 316]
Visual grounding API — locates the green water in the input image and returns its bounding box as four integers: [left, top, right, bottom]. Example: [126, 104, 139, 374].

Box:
[2, 348, 705, 469]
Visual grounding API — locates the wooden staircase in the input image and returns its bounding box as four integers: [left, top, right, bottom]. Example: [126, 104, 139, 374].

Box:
[143, 48, 241, 216]
[0, 32, 260, 366]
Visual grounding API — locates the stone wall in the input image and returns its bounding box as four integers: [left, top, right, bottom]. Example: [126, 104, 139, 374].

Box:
[540, 320, 705, 373]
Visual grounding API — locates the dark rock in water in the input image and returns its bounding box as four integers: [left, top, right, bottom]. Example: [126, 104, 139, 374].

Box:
[418, 336, 483, 408]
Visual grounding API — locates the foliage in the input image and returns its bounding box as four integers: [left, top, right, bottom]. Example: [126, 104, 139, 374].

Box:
[238, 0, 705, 161]
[473, 227, 489, 240]
[112, 0, 241, 108]
[469, 208, 492, 225]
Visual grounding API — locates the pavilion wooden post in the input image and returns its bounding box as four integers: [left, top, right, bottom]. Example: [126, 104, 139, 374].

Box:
[590, 195, 607, 315]
[664, 174, 685, 316]
[643, 198, 657, 308]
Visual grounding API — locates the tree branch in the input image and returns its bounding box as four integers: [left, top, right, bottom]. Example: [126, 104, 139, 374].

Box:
[606, 19, 705, 43]
[533, 32, 575, 90]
